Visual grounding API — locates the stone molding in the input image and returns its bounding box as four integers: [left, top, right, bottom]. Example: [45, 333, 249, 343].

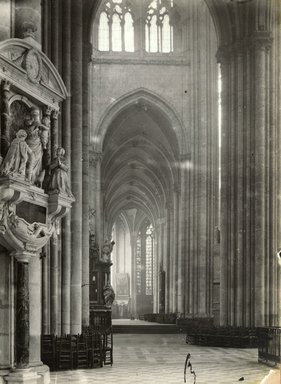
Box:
[92, 55, 190, 66]
[0, 38, 68, 109]
[0, 176, 74, 254]
[94, 88, 186, 154]
[216, 31, 273, 63]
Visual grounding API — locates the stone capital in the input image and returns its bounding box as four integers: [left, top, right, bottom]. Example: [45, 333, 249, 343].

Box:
[12, 251, 35, 263]
[89, 150, 103, 167]
[216, 45, 232, 64]
[51, 109, 60, 120]
[249, 31, 273, 51]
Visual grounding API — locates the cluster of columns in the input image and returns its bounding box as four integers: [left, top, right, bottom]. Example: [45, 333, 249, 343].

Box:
[40, 0, 90, 337]
[218, 30, 281, 327]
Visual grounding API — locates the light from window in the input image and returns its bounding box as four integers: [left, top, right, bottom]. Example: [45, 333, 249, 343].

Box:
[99, 12, 109, 51]
[162, 14, 171, 52]
[145, 0, 174, 53]
[112, 13, 122, 51]
[98, 0, 135, 52]
[136, 236, 142, 295]
[145, 224, 154, 296]
[149, 15, 158, 52]
[124, 12, 134, 52]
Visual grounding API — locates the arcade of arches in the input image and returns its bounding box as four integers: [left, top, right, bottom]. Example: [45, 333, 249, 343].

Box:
[0, 0, 280, 383]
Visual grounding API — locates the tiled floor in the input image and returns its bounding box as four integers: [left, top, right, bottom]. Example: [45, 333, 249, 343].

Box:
[50, 333, 280, 384]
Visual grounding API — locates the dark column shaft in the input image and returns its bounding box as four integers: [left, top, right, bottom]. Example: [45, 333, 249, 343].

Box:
[16, 261, 30, 368]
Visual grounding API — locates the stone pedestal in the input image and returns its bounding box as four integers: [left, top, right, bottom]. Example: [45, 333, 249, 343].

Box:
[5, 369, 39, 384]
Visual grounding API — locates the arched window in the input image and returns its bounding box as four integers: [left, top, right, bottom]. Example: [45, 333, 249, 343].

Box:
[145, 224, 154, 295]
[98, 12, 110, 51]
[98, 0, 134, 52]
[146, 0, 174, 53]
[136, 223, 154, 297]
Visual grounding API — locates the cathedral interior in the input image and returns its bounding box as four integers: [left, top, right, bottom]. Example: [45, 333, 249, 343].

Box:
[0, 0, 280, 383]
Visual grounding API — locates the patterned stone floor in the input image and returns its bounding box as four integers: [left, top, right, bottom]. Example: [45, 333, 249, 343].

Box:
[50, 334, 280, 384]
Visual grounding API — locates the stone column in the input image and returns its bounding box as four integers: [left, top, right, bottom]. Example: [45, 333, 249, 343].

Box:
[217, 46, 231, 326]
[172, 187, 179, 313]
[164, 206, 170, 313]
[130, 231, 137, 316]
[1, 79, 10, 158]
[70, 0, 83, 335]
[92, 152, 103, 248]
[14, 0, 42, 47]
[51, 110, 59, 160]
[50, 234, 59, 335]
[251, 32, 272, 327]
[153, 230, 158, 313]
[61, 0, 72, 336]
[41, 247, 49, 334]
[42, 0, 50, 56]
[81, 41, 92, 328]
[178, 167, 187, 313]
[29, 255, 42, 367]
[0, 0, 12, 42]
[16, 259, 30, 368]
[218, 32, 273, 328]
[6, 253, 39, 384]
[50, 0, 60, 70]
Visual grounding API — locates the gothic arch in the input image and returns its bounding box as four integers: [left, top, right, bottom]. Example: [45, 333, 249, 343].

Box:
[94, 88, 186, 155]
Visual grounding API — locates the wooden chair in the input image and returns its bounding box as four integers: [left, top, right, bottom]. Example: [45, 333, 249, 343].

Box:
[103, 329, 113, 366]
[89, 331, 103, 368]
[41, 334, 57, 371]
[57, 335, 76, 370]
[76, 334, 89, 369]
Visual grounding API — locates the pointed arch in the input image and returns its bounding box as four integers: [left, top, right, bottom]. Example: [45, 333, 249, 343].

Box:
[94, 88, 187, 155]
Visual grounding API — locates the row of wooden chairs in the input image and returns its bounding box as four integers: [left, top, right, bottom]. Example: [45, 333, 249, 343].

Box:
[41, 330, 113, 371]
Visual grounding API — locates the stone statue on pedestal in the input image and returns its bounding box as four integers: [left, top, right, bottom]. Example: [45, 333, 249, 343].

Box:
[25, 106, 49, 186]
[0, 129, 33, 178]
[103, 282, 115, 307]
[102, 238, 115, 263]
[48, 147, 73, 197]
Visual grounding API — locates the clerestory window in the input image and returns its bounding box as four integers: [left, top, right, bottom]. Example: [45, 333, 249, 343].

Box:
[98, 0, 134, 52]
[97, 0, 176, 54]
[145, 0, 174, 53]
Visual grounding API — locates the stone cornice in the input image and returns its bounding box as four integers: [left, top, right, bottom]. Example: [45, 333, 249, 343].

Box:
[91, 49, 190, 66]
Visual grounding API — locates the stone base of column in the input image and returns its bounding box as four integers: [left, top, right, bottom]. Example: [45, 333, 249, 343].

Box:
[32, 365, 50, 384]
[0, 370, 10, 384]
[4, 369, 40, 384]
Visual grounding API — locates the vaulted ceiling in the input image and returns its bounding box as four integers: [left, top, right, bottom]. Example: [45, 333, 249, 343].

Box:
[102, 102, 179, 230]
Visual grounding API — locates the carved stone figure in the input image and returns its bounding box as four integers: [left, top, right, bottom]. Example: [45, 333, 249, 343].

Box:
[102, 238, 115, 263]
[103, 282, 115, 307]
[48, 147, 73, 197]
[0, 129, 33, 178]
[25, 107, 49, 186]
[89, 232, 99, 260]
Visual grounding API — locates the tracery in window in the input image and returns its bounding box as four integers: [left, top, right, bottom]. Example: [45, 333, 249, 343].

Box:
[98, 0, 134, 52]
[145, 224, 154, 295]
[146, 0, 174, 53]
[136, 235, 142, 295]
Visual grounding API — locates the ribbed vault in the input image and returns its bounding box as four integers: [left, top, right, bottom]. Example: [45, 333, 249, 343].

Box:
[102, 94, 180, 234]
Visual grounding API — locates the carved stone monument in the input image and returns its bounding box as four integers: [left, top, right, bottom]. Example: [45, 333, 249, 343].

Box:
[0, 36, 73, 384]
